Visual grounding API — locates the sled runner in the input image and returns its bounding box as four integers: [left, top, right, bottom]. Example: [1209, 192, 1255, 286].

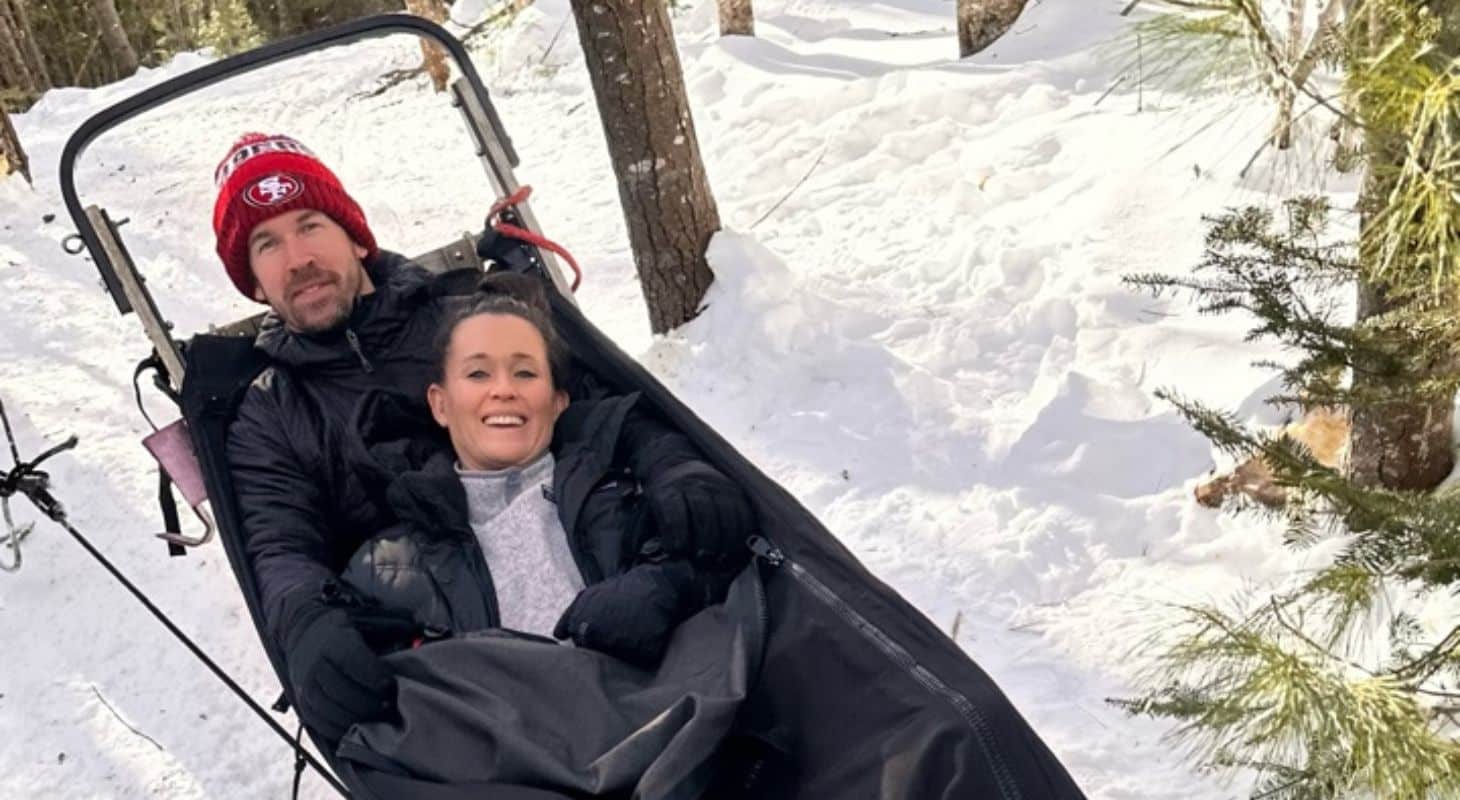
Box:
[60, 14, 1085, 799]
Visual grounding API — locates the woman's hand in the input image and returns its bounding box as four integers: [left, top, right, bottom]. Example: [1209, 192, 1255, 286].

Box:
[552, 561, 698, 668]
[643, 467, 755, 565]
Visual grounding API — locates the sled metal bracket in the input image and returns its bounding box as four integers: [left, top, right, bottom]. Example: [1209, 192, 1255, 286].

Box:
[451, 77, 576, 303]
[157, 501, 215, 549]
[144, 419, 216, 549]
[86, 205, 187, 387]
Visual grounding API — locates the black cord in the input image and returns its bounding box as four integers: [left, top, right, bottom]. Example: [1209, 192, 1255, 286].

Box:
[51, 504, 351, 795]
[0, 398, 349, 797]
[291, 723, 308, 800]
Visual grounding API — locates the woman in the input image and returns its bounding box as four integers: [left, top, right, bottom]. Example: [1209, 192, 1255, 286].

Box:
[338, 274, 755, 668]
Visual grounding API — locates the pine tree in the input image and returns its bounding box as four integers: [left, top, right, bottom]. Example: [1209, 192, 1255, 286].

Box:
[1119, 4, 1460, 796]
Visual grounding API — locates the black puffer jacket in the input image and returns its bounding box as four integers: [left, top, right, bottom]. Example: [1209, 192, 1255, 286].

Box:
[226, 254, 473, 646]
[338, 389, 752, 640]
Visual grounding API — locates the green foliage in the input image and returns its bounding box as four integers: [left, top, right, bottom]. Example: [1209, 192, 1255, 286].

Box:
[1124, 177, 1460, 797]
[1115, 3, 1460, 797]
[1354, 54, 1460, 292]
[1155, 388, 1460, 585]
[1117, 0, 1347, 129]
[15, 0, 414, 99]
[1113, 3, 1255, 96]
[1117, 587, 1460, 799]
[195, 0, 265, 55]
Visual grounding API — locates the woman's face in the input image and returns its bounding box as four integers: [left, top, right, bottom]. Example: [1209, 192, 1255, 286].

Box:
[428, 313, 568, 471]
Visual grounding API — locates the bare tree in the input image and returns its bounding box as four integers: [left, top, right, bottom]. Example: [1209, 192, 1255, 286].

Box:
[569, 0, 723, 334]
[718, 0, 753, 37]
[4, 0, 48, 90]
[956, 0, 1029, 58]
[1, 105, 29, 183]
[90, 0, 138, 78]
[405, 0, 449, 92]
[274, 0, 291, 37]
[0, 4, 34, 95]
[1225, 0, 1343, 150]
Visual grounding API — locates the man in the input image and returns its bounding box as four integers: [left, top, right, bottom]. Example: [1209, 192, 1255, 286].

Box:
[216, 133, 455, 744]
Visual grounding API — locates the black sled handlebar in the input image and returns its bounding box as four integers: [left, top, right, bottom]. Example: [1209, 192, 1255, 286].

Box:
[59, 13, 516, 315]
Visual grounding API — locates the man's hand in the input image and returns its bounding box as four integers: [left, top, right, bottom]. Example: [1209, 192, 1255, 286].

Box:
[285, 604, 401, 743]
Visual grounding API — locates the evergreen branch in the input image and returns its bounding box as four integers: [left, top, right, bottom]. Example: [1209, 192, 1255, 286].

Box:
[1268, 596, 1374, 678]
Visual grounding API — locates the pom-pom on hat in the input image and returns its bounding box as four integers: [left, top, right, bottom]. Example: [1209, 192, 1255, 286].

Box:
[212, 133, 377, 300]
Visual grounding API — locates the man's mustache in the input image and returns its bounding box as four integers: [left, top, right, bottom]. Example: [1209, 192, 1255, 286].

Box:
[286, 266, 338, 298]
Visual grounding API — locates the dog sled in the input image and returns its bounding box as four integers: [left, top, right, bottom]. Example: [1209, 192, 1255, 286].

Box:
[56, 14, 1086, 799]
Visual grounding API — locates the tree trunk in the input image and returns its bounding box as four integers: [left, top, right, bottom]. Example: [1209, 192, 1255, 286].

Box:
[717, 0, 753, 37]
[0, 6, 35, 95]
[1347, 283, 1456, 490]
[6, 0, 48, 90]
[1272, 0, 1304, 150]
[569, 0, 723, 334]
[1, 105, 29, 183]
[956, 0, 1029, 58]
[91, 0, 138, 78]
[1346, 2, 1460, 491]
[405, 0, 449, 92]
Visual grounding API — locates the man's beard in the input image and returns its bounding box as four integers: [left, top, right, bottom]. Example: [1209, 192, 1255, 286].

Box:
[279, 267, 356, 334]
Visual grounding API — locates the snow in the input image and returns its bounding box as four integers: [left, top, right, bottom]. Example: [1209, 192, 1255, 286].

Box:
[2, 0, 1454, 797]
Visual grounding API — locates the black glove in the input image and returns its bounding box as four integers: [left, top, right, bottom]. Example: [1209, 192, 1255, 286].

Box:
[345, 602, 427, 654]
[284, 601, 401, 744]
[644, 468, 754, 566]
[553, 561, 698, 668]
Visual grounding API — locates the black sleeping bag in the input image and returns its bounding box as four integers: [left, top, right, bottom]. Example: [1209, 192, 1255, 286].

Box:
[179, 276, 1087, 800]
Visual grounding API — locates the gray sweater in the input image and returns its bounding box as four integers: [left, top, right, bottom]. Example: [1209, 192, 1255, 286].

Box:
[457, 452, 585, 637]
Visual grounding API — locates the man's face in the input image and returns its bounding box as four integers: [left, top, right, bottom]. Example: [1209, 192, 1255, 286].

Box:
[247, 209, 374, 334]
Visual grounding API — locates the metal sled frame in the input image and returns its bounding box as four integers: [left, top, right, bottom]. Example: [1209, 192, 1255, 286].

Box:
[58, 15, 1089, 800]
[59, 13, 573, 389]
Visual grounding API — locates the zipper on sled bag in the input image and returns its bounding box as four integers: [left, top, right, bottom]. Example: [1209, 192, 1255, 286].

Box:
[746, 535, 1023, 800]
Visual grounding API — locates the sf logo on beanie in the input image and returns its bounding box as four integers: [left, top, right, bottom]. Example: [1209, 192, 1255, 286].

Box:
[244, 174, 304, 208]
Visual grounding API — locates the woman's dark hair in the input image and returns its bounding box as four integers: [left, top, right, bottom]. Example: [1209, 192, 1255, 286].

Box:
[432, 272, 572, 390]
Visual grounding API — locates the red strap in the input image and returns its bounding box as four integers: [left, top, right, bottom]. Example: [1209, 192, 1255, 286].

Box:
[489, 185, 532, 218]
[486, 186, 583, 292]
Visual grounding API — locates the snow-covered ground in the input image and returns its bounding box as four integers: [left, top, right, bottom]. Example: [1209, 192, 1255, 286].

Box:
[3, 0, 1453, 797]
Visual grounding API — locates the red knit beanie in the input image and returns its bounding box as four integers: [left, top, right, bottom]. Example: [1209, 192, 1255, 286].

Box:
[212, 133, 378, 301]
